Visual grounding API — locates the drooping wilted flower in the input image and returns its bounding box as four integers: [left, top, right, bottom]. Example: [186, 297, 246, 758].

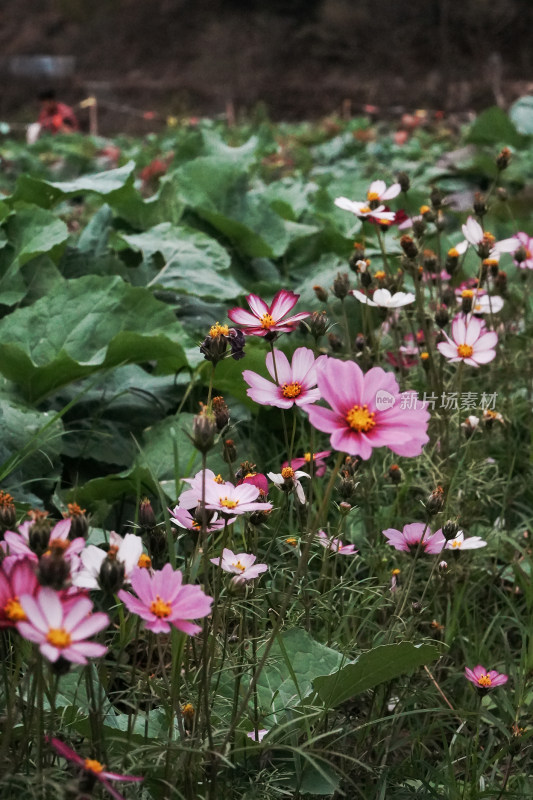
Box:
[48, 738, 143, 800]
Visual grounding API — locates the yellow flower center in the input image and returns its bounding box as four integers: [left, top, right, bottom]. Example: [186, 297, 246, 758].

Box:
[209, 322, 229, 338]
[346, 404, 376, 433]
[420, 205, 430, 214]
[220, 497, 239, 509]
[304, 452, 312, 462]
[457, 344, 474, 358]
[149, 595, 172, 618]
[448, 247, 459, 258]
[281, 382, 302, 399]
[420, 351, 429, 360]
[46, 628, 72, 648]
[450, 540, 462, 548]
[260, 313, 275, 330]
[84, 758, 104, 774]
[67, 502, 86, 517]
[285, 537, 297, 546]
[281, 467, 295, 479]
[244, 472, 256, 478]
[182, 702, 195, 719]
[526, 249, 532, 259]
[483, 258, 499, 267]
[391, 568, 401, 576]
[367, 191, 380, 201]
[359, 206, 372, 215]
[214, 474, 225, 484]
[484, 232, 495, 244]
[138, 553, 152, 569]
[461, 289, 474, 298]
[4, 597, 26, 622]
[478, 674, 492, 687]
[374, 270, 386, 280]
[232, 560, 246, 572]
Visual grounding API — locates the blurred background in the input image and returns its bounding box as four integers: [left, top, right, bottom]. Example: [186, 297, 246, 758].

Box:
[1, 0, 533, 131]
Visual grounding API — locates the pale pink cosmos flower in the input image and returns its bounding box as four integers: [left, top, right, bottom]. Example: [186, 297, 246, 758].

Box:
[317, 530, 357, 555]
[16, 587, 109, 664]
[48, 737, 142, 800]
[118, 563, 213, 635]
[210, 548, 268, 585]
[247, 729, 269, 742]
[2, 518, 85, 569]
[351, 288, 415, 308]
[306, 357, 430, 460]
[177, 469, 228, 510]
[203, 480, 272, 516]
[445, 531, 487, 550]
[382, 523, 445, 554]
[282, 450, 331, 478]
[242, 347, 324, 409]
[437, 315, 497, 367]
[73, 532, 143, 590]
[170, 506, 228, 533]
[513, 232, 533, 269]
[465, 665, 508, 690]
[0, 559, 39, 628]
[334, 196, 396, 221]
[460, 217, 520, 259]
[228, 289, 310, 338]
[268, 467, 309, 504]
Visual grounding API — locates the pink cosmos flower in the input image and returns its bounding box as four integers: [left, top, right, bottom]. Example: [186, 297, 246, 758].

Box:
[16, 587, 109, 664]
[118, 563, 213, 635]
[170, 506, 228, 534]
[203, 481, 272, 516]
[465, 665, 508, 690]
[382, 523, 445, 554]
[317, 530, 357, 555]
[282, 450, 331, 478]
[210, 548, 268, 585]
[513, 232, 533, 269]
[49, 737, 142, 800]
[2, 518, 85, 568]
[437, 315, 497, 367]
[242, 347, 323, 409]
[237, 471, 269, 496]
[306, 357, 430, 460]
[177, 469, 229, 510]
[228, 289, 310, 338]
[0, 559, 39, 628]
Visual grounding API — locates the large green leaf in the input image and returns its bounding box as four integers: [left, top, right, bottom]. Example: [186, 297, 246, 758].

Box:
[119, 223, 243, 299]
[0, 275, 189, 401]
[313, 642, 439, 709]
[11, 161, 136, 208]
[465, 107, 526, 148]
[175, 157, 290, 257]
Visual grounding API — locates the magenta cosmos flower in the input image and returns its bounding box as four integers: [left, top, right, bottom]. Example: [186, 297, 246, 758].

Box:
[306, 357, 429, 460]
[465, 665, 508, 690]
[282, 450, 331, 478]
[16, 587, 109, 664]
[227, 289, 310, 338]
[243, 347, 324, 409]
[382, 523, 445, 554]
[2, 518, 85, 568]
[437, 315, 497, 367]
[210, 548, 268, 585]
[317, 530, 357, 555]
[118, 563, 213, 635]
[49, 737, 142, 800]
[513, 232, 533, 269]
[0, 559, 39, 628]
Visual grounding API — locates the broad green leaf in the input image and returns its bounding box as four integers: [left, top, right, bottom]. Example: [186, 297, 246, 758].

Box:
[11, 161, 136, 207]
[4, 205, 68, 266]
[465, 107, 525, 148]
[0, 275, 189, 401]
[119, 223, 243, 299]
[314, 642, 439, 709]
[201, 130, 259, 165]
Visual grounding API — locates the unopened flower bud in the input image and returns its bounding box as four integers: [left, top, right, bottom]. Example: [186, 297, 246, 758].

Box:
[354, 332, 366, 351]
[461, 415, 480, 438]
[212, 396, 230, 431]
[513, 245, 527, 265]
[497, 187, 508, 202]
[387, 464, 402, 484]
[426, 486, 445, 515]
[0, 491, 17, 536]
[496, 270, 507, 293]
[339, 477, 357, 500]
[434, 306, 449, 328]
[397, 171, 410, 193]
[360, 269, 372, 288]
[332, 272, 350, 300]
[460, 290, 474, 314]
[182, 702, 195, 733]
[327, 333, 343, 353]
[65, 503, 89, 540]
[308, 310, 329, 339]
[473, 192, 487, 217]
[411, 601, 422, 614]
[400, 235, 418, 259]
[38, 550, 70, 590]
[496, 147, 511, 171]
[438, 560, 448, 572]
[28, 513, 53, 557]
[423, 249, 438, 273]
[412, 217, 427, 237]
[192, 407, 216, 454]
[339, 501, 351, 514]
[223, 438, 237, 463]
[442, 520, 460, 541]
[313, 285, 328, 303]
[99, 550, 125, 594]
[430, 187, 444, 209]
[139, 498, 156, 530]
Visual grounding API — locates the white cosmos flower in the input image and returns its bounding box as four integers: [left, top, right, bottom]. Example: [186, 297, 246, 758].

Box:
[334, 197, 396, 220]
[472, 295, 504, 314]
[460, 217, 521, 259]
[350, 288, 415, 308]
[268, 469, 309, 504]
[445, 531, 487, 550]
[73, 532, 143, 589]
[366, 179, 401, 202]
